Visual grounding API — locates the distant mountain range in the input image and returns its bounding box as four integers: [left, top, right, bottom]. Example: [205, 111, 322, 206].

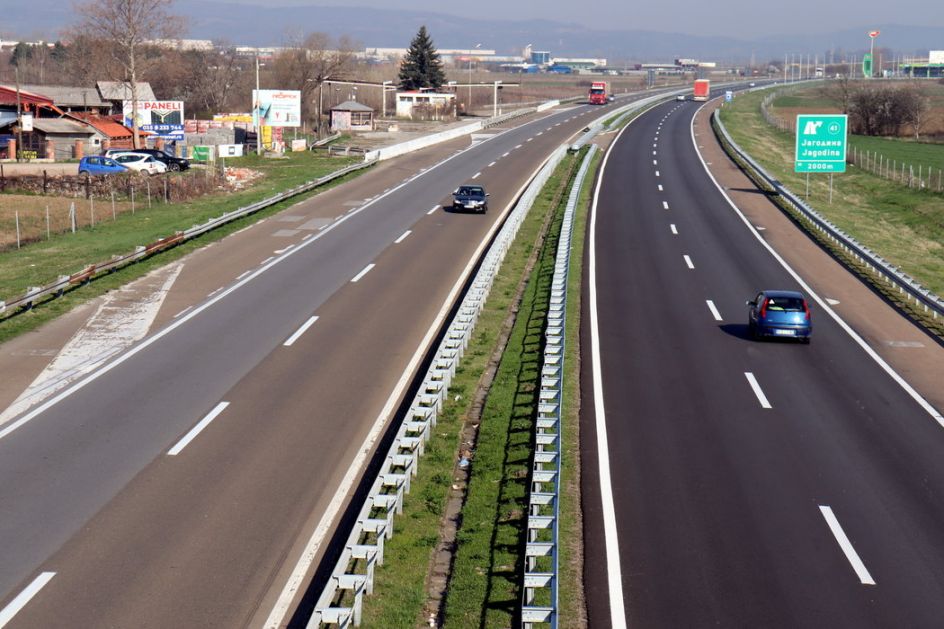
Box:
[1, 1, 942, 63]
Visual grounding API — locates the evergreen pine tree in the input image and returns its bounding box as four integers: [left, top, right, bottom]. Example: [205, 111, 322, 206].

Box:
[398, 26, 446, 91]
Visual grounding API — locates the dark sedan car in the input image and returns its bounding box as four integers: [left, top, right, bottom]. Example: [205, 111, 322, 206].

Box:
[747, 290, 812, 343]
[452, 185, 489, 213]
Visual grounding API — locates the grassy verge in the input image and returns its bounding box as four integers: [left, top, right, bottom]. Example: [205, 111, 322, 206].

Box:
[357, 155, 578, 628]
[714, 100, 944, 339]
[0, 152, 362, 344]
[719, 89, 944, 299]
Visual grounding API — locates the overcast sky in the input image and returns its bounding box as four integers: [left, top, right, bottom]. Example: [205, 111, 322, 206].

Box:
[212, 0, 944, 37]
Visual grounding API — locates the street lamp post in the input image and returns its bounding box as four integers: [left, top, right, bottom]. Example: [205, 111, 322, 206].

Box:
[468, 43, 481, 115]
[381, 80, 392, 119]
[254, 55, 261, 155]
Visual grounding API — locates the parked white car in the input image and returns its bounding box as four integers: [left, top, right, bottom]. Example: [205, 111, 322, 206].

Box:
[112, 152, 168, 175]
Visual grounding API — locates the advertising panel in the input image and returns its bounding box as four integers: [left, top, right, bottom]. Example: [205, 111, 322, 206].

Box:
[123, 100, 185, 140]
[252, 90, 301, 128]
[930, 51, 944, 64]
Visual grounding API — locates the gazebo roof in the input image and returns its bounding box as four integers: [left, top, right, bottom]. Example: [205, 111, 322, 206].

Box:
[331, 100, 374, 112]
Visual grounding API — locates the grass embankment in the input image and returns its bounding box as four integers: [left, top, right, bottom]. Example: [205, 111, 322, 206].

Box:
[0, 151, 361, 343]
[720, 89, 944, 300]
[358, 153, 581, 628]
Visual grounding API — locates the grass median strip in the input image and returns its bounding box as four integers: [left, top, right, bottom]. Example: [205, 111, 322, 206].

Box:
[358, 153, 580, 628]
[0, 152, 362, 344]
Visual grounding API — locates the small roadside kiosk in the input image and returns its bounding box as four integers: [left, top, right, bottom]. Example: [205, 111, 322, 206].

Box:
[329, 101, 375, 132]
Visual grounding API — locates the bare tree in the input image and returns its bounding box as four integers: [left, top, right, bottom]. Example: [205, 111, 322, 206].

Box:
[898, 84, 930, 140]
[182, 45, 247, 117]
[271, 31, 357, 135]
[73, 0, 184, 147]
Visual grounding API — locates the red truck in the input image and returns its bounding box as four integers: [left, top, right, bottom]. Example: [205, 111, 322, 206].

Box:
[693, 79, 710, 101]
[588, 81, 608, 105]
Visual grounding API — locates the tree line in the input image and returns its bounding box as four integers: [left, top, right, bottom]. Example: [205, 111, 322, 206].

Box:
[824, 78, 933, 139]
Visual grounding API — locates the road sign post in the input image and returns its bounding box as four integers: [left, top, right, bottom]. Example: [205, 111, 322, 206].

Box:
[795, 114, 848, 173]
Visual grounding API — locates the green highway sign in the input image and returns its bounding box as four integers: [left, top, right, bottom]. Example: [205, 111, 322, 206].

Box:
[795, 114, 848, 173]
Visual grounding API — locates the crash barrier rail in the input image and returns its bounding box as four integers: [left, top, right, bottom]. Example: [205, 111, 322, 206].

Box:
[713, 110, 944, 320]
[309, 144, 569, 627]
[364, 103, 548, 162]
[520, 145, 597, 629]
[0, 159, 376, 321]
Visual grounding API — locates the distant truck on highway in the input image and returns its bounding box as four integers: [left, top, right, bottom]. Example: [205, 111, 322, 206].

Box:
[588, 81, 608, 105]
[693, 79, 710, 101]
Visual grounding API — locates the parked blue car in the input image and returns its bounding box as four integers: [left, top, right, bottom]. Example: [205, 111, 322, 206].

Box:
[78, 155, 129, 176]
[747, 289, 812, 343]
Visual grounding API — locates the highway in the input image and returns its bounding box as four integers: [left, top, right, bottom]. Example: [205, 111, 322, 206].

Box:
[583, 95, 944, 627]
[0, 98, 624, 627]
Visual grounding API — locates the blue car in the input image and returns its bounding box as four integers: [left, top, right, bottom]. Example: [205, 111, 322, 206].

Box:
[78, 155, 129, 176]
[747, 290, 812, 343]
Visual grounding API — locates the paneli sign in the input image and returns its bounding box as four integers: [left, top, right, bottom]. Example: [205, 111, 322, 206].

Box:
[123, 100, 185, 140]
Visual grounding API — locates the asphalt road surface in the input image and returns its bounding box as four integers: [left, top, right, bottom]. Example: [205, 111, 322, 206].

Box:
[0, 98, 629, 627]
[583, 96, 944, 627]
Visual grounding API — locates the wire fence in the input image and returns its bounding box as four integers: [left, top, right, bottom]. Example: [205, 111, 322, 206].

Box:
[759, 90, 944, 193]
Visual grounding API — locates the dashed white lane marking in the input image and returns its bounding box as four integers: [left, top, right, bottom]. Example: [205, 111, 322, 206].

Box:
[394, 230, 412, 244]
[755, 226, 767, 231]
[488, 161, 496, 167]
[515, 144, 523, 149]
[0, 572, 56, 627]
[207, 286, 224, 298]
[536, 131, 543, 136]
[684, 254, 694, 269]
[527, 137, 533, 142]
[350, 263, 375, 283]
[261, 256, 275, 265]
[819, 506, 876, 585]
[658, 184, 663, 191]
[274, 245, 295, 255]
[303, 233, 315, 240]
[826, 298, 841, 306]
[502, 152, 510, 157]
[554, 122, 561, 126]
[472, 172, 481, 180]
[653, 143, 657, 148]
[236, 270, 252, 281]
[662, 201, 669, 210]
[744, 372, 772, 409]
[706, 300, 723, 321]
[174, 306, 193, 319]
[670, 224, 678, 235]
[653, 160, 658, 166]
[168, 401, 230, 456]
[655, 171, 661, 177]
[427, 205, 440, 215]
[653, 151, 657, 156]
[283, 316, 319, 347]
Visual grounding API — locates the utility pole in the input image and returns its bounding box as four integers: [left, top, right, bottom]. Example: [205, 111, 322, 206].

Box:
[14, 65, 23, 161]
[468, 43, 481, 115]
[255, 55, 261, 154]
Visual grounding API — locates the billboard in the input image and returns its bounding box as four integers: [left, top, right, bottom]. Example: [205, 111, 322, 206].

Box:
[123, 100, 185, 141]
[930, 51, 944, 64]
[252, 90, 301, 128]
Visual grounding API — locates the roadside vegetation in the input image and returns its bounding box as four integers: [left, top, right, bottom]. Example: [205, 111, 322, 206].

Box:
[719, 87, 944, 299]
[359, 153, 584, 627]
[0, 151, 361, 343]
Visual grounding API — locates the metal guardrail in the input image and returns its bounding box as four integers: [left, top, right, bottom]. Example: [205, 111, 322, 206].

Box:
[0, 159, 376, 320]
[520, 145, 597, 629]
[308, 144, 569, 627]
[712, 110, 944, 321]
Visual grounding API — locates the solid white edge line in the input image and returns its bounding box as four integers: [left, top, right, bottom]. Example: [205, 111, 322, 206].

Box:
[684, 254, 694, 269]
[350, 263, 375, 283]
[283, 316, 319, 347]
[589, 102, 636, 629]
[0, 572, 56, 627]
[819, 505, 876, 585]
[263, 148, 563, 628]
[744, 372, 772, 409]
[0, 106, 565, 442]
[706, 299, 723, 321]
[167, 401, 229, 456]
[394, 230, 412, 244]
[427, 205, 440, 215]
[689, 102, 944, 427]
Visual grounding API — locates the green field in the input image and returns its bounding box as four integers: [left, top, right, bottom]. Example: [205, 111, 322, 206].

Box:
[848, 135, 944, 180]
[720, 89, 944, 298]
